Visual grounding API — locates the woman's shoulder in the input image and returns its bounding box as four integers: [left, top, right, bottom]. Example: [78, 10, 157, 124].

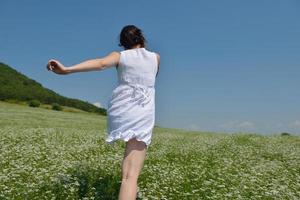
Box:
[144, 48, 160, 58]
[119, 48, 160, 61]
[147, 49, 160, 62]
[143, 49, 160, 66]
[154, 52, 160, 59]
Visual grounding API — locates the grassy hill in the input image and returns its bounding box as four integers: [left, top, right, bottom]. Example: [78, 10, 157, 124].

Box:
[0, 101, 299, 199]
[0, 62, 106, 115]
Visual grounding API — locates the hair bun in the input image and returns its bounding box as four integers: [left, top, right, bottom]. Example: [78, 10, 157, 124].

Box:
[119, 25, 147, 49]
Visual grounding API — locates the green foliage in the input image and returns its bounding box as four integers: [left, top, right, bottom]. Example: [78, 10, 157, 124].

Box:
[52, 103, 62, 111]
[28, 99, 41, 107]
[0, 62, 106, 115]
[281, 132, 291, 136]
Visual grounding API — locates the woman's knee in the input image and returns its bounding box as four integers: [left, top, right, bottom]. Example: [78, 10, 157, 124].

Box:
[121, 160, 141, 182]
[121, 138, 147, 180]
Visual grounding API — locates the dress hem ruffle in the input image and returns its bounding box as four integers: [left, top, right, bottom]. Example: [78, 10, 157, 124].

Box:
[105, 130, 152, 149]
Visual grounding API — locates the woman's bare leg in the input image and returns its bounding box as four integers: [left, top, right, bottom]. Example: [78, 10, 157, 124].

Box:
[118, 138, 147, 200]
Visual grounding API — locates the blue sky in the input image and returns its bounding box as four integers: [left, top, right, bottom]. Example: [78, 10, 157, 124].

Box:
[1, 0, 300, 135]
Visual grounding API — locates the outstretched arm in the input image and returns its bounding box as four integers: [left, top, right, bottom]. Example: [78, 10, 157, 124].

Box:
[47, 51, 120, 75]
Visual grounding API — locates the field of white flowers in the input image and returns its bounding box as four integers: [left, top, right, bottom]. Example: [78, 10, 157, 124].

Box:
[0, 101, 299, 199]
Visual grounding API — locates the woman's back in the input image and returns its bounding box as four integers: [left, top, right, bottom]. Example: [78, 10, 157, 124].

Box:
[106, 47, 159, 148]
[117, 47, 158, 87]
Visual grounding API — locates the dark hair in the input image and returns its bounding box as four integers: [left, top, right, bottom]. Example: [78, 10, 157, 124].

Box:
[118, 25, 146, 50]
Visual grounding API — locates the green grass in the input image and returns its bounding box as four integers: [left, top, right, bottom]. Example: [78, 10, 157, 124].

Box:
[0, 101, 299, 199]
[3, 99, 91, 114]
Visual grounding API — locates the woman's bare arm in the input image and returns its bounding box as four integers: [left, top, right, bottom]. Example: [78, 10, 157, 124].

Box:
[47, 51, 120, 75]
[156, 53, 160, 77]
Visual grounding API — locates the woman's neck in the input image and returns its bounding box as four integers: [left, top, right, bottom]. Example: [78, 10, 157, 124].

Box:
[131, 44, 142, 49]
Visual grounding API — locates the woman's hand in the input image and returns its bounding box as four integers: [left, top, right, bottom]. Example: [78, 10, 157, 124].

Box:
[46, 59, 69, 75]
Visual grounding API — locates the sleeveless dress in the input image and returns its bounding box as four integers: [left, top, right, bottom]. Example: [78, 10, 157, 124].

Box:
[105, 47, 158, 148]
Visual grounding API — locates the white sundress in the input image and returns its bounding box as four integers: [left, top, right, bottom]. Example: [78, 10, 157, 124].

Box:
[105, 47, 159, 148]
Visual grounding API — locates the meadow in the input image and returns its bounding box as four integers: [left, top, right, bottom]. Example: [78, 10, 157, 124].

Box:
[0, 101, 299, 199]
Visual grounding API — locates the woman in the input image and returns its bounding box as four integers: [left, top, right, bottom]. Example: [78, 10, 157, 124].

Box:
[46, 25, 160, 200]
